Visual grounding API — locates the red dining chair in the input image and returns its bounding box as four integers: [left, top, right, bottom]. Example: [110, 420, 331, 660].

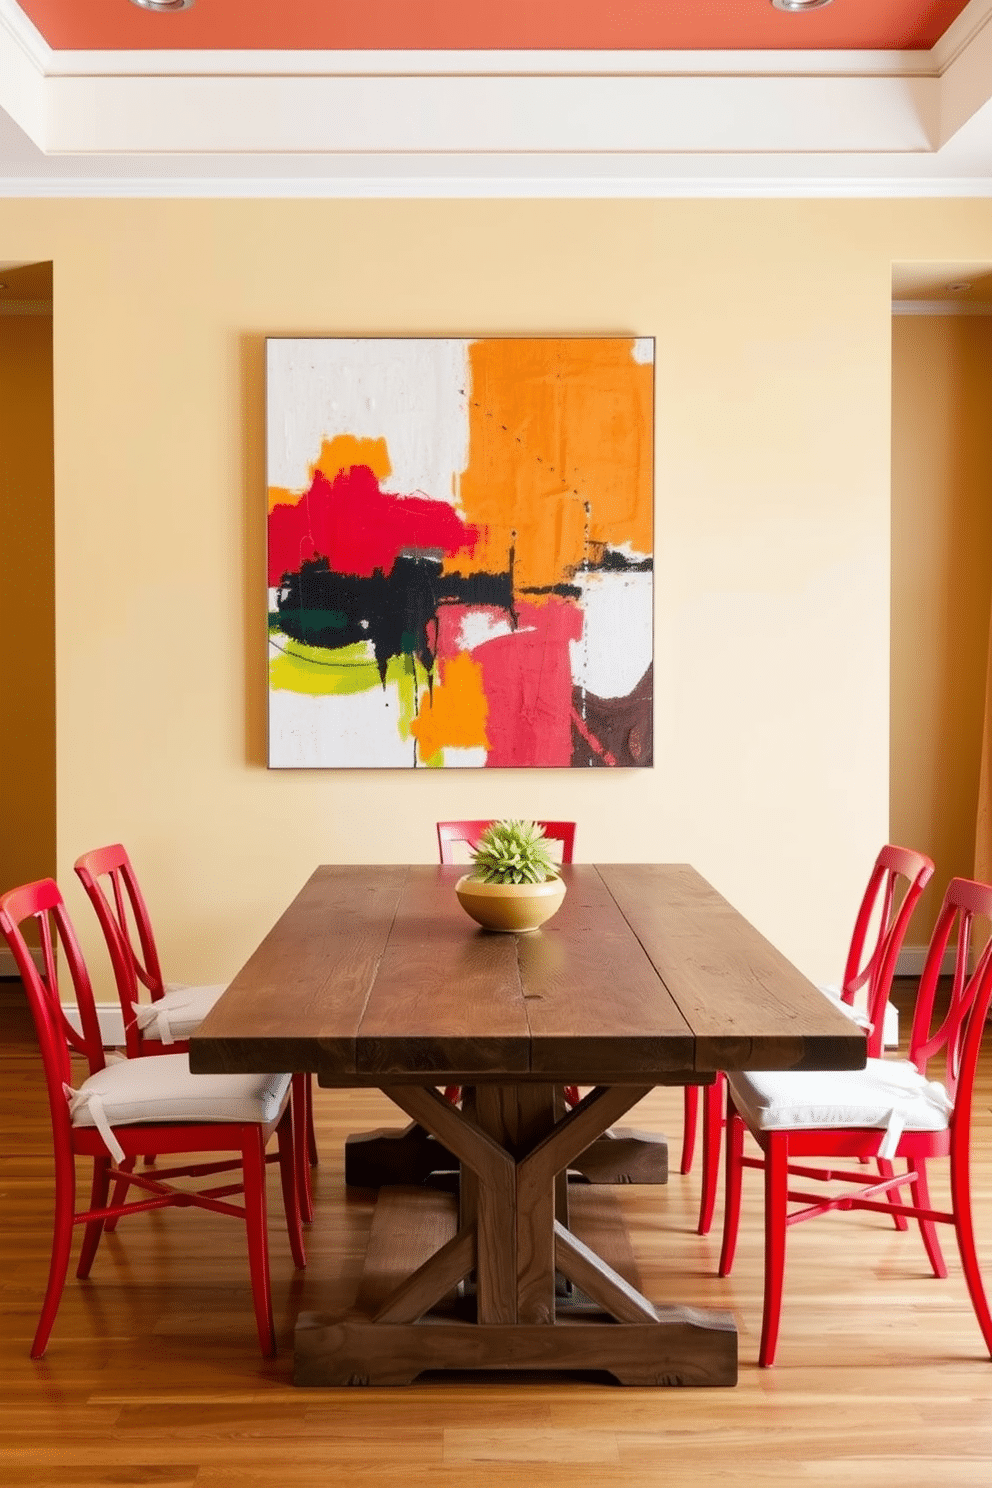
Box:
[692, 843, 935, 1235]
[437, 819, 576, 867]
[719, 874, 992, 1367]
[74, 844, 318, 1223]
[0, 878, 305, 1359]
[437, 820, 577, 1105]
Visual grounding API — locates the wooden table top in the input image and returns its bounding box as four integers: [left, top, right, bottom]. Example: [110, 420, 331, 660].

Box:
[189, 864, 865, 1087]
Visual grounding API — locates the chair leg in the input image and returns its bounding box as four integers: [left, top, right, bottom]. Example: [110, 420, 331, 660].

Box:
[950, 1143, 992, 1356]
[32, 1146, 77, 1359]
[305, 1074, 319, 1168]
[291, 1072, 314, 1224]
[680, 1084, 698, 1175]
[241, 1130, 276, 1358]
[76, 1155, 112, 1279]
[104, 1156, 136, 1233]
[278, 1105, 307, 1272]
[759, 1134, 789, 1368]
[718, 1102, 745, 1277]
[908, 1157, 947, 1279]
[697, 1074, 725, 1235]
[876, 1156, 909, 1232]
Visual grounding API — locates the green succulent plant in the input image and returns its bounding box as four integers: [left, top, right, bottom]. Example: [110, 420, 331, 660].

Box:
[469, 819, 559, 885]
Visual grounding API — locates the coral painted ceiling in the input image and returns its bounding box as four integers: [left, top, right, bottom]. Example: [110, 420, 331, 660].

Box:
[9, 0, 976, 53]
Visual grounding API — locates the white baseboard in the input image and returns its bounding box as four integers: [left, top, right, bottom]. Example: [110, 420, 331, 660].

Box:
[61, 1003, 127, 1047]
[1, 950, 126, 1045]
[0, 945, 43, 977]
[896, 945, 959, 977]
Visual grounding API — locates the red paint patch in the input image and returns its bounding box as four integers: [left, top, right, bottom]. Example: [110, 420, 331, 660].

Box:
[472, 599, 584, 768]
[268, 465, 478, 585]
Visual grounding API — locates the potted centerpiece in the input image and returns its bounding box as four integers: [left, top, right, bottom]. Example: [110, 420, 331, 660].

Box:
[455, 819, 567, 933]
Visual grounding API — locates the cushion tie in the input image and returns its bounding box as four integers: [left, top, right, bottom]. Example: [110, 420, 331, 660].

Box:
[64, 1082, 125, 1163]
[874, 1062, 953, 1160]
[132, 983, 226, 1045]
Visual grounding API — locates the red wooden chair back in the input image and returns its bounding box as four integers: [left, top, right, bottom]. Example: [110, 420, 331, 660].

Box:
[0, 878, 107, 1136]
[908, 875, 992, 1104]
[839, 843, 936, 1057]
[74, 843, 166, 1057]
[437, 820, 576, 865]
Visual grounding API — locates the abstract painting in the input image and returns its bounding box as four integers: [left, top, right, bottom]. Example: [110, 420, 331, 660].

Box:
[266, 337, 653, 768]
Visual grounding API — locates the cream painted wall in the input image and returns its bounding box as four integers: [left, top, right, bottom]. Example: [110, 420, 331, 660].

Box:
[3, 196, 991, 993]
[0, 303, 55, 902]
[891, 313, 992, 941]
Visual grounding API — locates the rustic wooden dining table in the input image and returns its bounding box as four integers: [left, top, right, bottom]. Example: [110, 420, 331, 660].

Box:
[189, 862, 865, 1388]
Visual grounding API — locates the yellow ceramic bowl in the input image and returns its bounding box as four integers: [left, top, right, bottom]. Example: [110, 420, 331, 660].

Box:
[455, 873, 567, 933]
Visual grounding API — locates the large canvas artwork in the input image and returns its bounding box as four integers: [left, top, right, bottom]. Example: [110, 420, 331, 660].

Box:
[266, 337, 654, 768]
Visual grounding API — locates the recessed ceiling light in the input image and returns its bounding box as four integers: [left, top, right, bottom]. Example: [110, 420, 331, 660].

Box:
[129, 0, 194, 12]
[772, 0, 834, 12]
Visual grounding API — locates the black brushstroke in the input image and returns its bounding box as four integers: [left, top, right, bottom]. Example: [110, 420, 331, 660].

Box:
[275, 555, 515, 686]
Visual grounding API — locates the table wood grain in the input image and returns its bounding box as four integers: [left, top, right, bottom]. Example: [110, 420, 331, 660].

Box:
[191, 863, 864, 1085]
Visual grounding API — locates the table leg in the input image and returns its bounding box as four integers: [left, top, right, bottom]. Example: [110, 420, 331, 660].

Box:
[295, 1083, 736, 1388]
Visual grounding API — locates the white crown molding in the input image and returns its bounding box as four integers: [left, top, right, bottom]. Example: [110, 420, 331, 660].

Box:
[41, 72, 938, 156]
[931, 0, 992, 72]
[936, 0, 992, 144]
[3, 169, 992, 201]
[0, 0, 43, 140]
[26, 48, 945, 80]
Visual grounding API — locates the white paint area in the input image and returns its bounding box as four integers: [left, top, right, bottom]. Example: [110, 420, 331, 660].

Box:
[632, 337, 655, 365]
[457, 609, 519, 651]
[269, 671, 416, 769]
[437, 746, 489, 769]
[569, 568, 653, 700]
[266, 338, 471, 506]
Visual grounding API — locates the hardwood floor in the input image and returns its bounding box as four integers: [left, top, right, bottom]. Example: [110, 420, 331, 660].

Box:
[1, 978, 990, 1487]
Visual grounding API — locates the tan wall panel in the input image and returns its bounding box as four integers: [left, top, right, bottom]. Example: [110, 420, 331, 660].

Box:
[0, 302, 55, 901]
[891, 313, 992, 940]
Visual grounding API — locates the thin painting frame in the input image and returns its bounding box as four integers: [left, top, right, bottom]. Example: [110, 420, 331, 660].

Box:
[266, 336, 654, 769]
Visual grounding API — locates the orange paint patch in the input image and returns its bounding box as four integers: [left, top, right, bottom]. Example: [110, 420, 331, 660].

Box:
[268, 434, 392, 511]
[410, 651, 490, 762]
[451, 339, 652, 593]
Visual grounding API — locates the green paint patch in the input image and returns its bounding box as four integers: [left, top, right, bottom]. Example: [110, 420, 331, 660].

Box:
[269, 638, 381, 696]
[385, 652, 430, 740]
[275, 607, 348, 637]
[269, 635, 434, 715]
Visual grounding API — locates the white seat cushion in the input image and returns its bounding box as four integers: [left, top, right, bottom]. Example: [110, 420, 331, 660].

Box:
[65, 1054, 291, 1163]
[727, 1058, 952, 1161]
[133, 983, 226, 1044]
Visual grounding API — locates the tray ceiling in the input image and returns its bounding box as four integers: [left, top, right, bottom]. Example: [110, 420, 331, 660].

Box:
[2, 0, 992, 196]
